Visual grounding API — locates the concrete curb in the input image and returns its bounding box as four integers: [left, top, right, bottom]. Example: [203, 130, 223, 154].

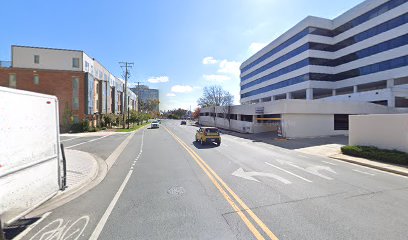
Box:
[330, 154, 408, 177]
[27, 152, 107, 217]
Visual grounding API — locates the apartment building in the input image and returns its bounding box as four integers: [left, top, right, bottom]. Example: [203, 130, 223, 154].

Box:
[200, 0, 408, 138]
[240, 0, 408, 108]
[0, 45, 137, 129]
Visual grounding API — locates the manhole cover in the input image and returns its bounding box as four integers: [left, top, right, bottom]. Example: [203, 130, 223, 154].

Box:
[167, 186, 185, 195]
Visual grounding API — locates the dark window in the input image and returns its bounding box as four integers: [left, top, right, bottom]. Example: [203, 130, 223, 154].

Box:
[370, 100, 388, 106]
[228, 114, 238, 120]
[240, 115, 253, 122]
[336, 86, 354, 95]
[395, 97, 408, 108]
[334, 114, 349, 130]
[72, 58, 80, 68]
[34, 55, 40, 64]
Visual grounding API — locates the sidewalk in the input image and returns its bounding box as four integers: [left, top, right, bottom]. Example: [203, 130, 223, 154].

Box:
[27, 149, 101, 217]
[63, 149, 98, 192]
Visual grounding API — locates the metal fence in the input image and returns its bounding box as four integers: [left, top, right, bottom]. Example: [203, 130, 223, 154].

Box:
[0, 61, 11, 68]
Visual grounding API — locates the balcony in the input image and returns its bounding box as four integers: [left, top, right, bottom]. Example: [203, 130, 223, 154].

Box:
[0, 61, 11, 68]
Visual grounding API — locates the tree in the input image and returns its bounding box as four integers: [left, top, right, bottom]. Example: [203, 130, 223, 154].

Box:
[140, 99, 160, 113]
[197, 85, 234, 108]
[192, 107, 200, 120]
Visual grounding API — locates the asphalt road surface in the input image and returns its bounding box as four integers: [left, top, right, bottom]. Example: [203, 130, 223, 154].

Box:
[14, 120, 408, 240]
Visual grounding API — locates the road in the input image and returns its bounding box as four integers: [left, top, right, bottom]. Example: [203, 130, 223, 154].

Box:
[15, 120, 408, 240]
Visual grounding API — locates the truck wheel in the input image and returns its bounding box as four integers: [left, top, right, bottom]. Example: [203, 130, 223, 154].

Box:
[216, 141, 221, 146]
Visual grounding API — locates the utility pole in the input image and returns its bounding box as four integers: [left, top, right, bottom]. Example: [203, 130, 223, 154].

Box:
[119, 62, 134, 129]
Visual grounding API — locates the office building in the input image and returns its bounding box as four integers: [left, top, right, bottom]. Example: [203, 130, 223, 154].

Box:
[130, 85, 159, 111]
[240, 0, 408, 108]
[200, 0, 408, 138]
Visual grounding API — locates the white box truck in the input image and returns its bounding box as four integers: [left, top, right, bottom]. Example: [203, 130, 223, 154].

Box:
[0, 87, 63, 230]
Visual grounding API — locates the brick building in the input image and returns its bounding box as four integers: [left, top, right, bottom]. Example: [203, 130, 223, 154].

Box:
[0, 45, 137, 130]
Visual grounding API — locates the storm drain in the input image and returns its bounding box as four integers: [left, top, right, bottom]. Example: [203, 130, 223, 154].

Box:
[167, 186, 185, 195]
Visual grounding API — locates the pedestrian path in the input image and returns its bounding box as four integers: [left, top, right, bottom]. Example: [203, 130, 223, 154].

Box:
[64, 150, 98, 191]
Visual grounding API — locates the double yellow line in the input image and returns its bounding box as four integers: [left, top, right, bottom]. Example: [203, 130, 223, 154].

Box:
[164, 126, 278, 240]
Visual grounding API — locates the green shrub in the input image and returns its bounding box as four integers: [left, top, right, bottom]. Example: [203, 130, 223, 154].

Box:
[341, 145, 408, 165]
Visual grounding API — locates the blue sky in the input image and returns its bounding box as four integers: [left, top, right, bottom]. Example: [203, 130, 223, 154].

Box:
[1, 0, 363, 110]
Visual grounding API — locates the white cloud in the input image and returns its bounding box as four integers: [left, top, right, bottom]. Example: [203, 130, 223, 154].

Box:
[147, 76, 169, 83]
[248, 42, 267, 55]
[166, 93, 176, 97]
[218, 60, 241, 77]
[202, 56, 218, 65]
[203, 74, 231, 82]
[171, 85, 193, 93]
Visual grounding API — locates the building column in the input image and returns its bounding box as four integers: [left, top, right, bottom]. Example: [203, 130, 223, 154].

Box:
[332, 89, 336, 96]
[306, 88, 313, 100]
[286, 92, 292, 99]
[237, 114, 241, 121]
[388, 96, 395, 107]
[387, 79, 395, 88]
[353, 85, 358, 93]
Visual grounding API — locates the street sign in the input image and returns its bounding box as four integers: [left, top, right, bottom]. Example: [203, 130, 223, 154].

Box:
[255, 107, 264, 114]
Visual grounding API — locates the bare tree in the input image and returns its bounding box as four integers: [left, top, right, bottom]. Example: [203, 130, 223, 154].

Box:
[197, 85, 234, 128]
[197, 85, 234, 108]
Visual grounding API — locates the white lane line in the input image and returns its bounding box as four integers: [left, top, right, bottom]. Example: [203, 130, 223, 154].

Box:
[60, 137, 80, 142]
[89, 169, 134, 240]
[265, 162, 313, 183]
[322, 160, 337, 166]
[66, 135, 111, 149]
[13, 212, 52, 240]
[90, 129, 145, 240]
[352, 169, 375, 176]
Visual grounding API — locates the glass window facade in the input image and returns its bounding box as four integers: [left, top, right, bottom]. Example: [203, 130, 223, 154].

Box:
[72, 77, 79, 110]
[241, 59, 309, 90]
[241, 55, 408, 98]
[241, 74, 309, 98]
[333, 0, 406, 36]
[242, 13, 408, 81]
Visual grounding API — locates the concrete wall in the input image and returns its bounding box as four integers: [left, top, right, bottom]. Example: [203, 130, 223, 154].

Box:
[282, 113, 347, 138]
[12, 46, 83, 71]
[349, 114, 408, 153]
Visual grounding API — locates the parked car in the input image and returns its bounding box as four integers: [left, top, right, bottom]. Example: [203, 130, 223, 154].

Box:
[195, 127, 221, 146]
[151, 122, 159, 129]
[181, 120, 187, 125]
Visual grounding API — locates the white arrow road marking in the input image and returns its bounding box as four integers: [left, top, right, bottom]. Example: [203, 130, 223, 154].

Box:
[306, 165, 336, 180]
[232, 168, 291, 184]
[321, 160, 336, 166]
[352, 169, 375, 176]
[276, 159, 336, 180]
[265, 162, 312, 183]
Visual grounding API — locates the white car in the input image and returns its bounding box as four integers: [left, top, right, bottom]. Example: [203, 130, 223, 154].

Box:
[151, 122, 159, 129]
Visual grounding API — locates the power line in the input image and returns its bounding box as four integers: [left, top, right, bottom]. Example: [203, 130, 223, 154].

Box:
[119, 62, 134, 129]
